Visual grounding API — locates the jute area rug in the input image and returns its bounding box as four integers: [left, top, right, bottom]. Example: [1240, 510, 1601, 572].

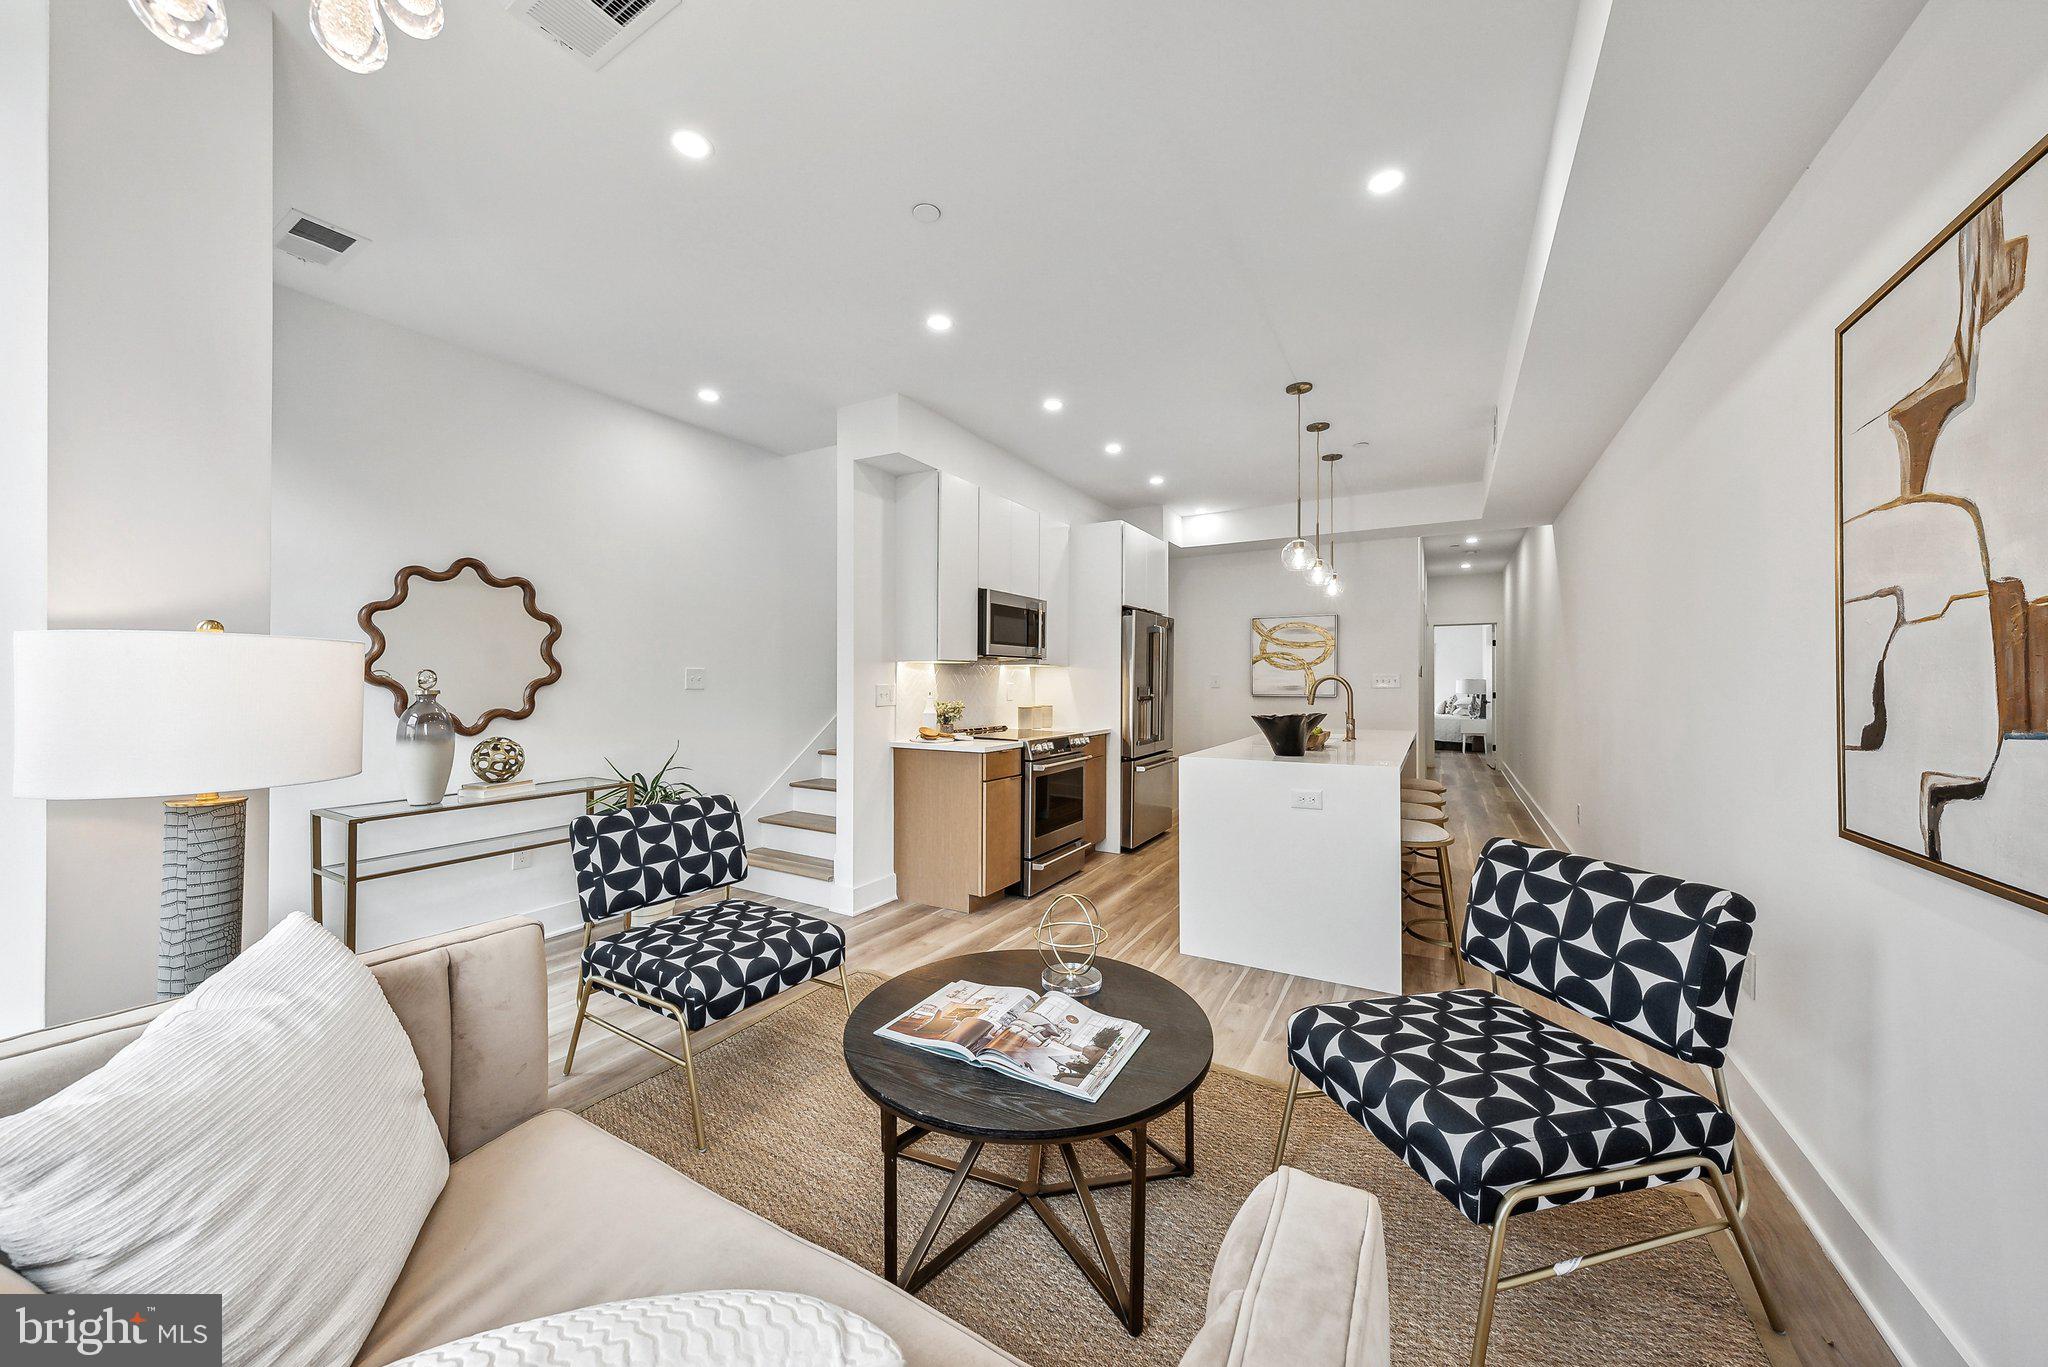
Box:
[580, 973, 1774, 1367]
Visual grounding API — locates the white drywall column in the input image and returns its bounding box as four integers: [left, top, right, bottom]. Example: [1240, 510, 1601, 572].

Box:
[15, 6, 276, 1027]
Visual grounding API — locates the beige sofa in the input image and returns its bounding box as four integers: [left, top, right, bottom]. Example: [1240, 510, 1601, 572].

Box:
[0, 916, 1389, 1366]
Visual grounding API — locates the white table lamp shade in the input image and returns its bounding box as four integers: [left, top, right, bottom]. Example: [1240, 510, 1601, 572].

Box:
[13, 630, 365, 799]
[1457, 678, 1488, 696]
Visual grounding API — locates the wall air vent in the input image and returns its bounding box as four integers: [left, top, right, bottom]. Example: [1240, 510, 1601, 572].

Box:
[503, 0, 687, 69]
[273, 210, 366, 267]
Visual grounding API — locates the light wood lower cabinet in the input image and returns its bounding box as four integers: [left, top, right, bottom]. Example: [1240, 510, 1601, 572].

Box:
[894, 747, 1024, 912]
[1082, 735, 1108, 848]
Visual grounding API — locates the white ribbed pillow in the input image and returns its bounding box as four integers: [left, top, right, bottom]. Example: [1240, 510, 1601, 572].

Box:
[0, 913, 448, 1367]
[392, 1292, 906, 1367]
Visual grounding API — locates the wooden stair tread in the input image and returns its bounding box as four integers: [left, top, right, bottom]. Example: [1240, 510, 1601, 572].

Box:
[818, 747, 837, 756]
[790, 777, 837, 792]
[749, 848, 834, 880]
[759, 810, 835, 833]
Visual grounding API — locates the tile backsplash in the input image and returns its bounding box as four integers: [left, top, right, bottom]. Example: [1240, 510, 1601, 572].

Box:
[893, 662, 1077, 736]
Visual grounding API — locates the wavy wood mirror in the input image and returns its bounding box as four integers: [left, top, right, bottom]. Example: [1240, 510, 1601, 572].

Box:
[359, 558, 563, 737]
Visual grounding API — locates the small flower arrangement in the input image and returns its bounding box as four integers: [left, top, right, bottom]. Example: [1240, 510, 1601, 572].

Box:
[934, 700, 965, 732]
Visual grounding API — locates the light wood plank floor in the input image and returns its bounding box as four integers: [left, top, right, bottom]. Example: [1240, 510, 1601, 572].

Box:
[544, 749, 1892, 1367]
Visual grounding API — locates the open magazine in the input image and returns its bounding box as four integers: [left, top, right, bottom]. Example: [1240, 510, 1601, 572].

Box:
[874, 980, 1148, 1103]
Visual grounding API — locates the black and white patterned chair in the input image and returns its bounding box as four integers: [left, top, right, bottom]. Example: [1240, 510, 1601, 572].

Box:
[1272, 837, 1784, 1365]
[562, 795, 848, 1150]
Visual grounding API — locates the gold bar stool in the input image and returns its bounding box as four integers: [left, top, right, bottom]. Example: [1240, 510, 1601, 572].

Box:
[1406, 777, 1448, 795]
[1401, 819, 1465, 986]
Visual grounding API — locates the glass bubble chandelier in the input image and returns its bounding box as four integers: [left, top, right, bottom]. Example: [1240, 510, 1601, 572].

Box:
[1280, 382, 1314, 572]
[1305, 421, 1331, 586]
[128, 0, 443, 72]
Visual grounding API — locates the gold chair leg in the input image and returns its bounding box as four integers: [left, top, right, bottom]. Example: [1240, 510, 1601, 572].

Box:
[674, 1008, 707, 1152]
[1438, 845, 1466, 986]
[1469, 1205, 1514, 1367]
[1272, 1067, 1302, 1172]
[838, 960, 854, 1015]
[1706, 1165, 1786, 1334]
[562, 980, 592, 1076]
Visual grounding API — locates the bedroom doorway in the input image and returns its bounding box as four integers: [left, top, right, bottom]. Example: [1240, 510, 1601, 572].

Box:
[1432, 622, 1496, 759]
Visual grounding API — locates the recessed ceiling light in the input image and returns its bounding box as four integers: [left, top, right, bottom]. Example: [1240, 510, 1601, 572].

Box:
[910, 202, 942, 223]
[925, 313, 953, 333]
[669, 129, 713, 161]
[696, 388, 720, 403]
[1104, 442, 1123, 456]
[1464, 535, 1479, 545]
[1460, 561, 1473, 570]
[1366, 167, 1405, 196]
[1148, 475, 1164, 486]
[1042, 397, 1064, 413]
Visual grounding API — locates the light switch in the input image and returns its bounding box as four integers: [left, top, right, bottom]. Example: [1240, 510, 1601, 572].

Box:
[1371, 674, 1400, 689]
[875, 683, 897, 707]
[684, 667, 707, 691]
[1209, 674, 1221, 689]
[1290, 790, 1323, 811]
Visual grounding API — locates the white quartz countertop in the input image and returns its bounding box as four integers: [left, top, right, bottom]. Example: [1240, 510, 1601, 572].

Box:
[1184, 728, 1415, 768]
[890, 737, 1023, 752]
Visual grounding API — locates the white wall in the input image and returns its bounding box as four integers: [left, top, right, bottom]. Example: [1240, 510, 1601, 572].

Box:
[6, 4, 276, 1028]
[1499, 6, 2048, 1363]
[268, 289, 834, 948]
[1426, 570, 1505, 625]
[1432, 625, 1490, 709]
[0, 1, 52, 1037]
[1171, 540, 1423, 757]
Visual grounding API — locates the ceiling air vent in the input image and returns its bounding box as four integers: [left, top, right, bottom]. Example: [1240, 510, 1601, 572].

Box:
[503, 0, 686, 69]
[274, 210, 366, 267]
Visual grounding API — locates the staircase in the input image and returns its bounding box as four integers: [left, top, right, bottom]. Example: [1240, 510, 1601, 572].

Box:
[742, 747, 839, 908]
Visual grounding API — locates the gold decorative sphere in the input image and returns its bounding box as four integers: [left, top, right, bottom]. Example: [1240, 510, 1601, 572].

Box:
[1035, 892, 1107, 996]
[469, 736, 525, 785]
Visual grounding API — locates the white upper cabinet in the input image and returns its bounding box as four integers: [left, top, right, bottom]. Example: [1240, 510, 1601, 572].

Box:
[1122, 524, 1169, 613]
[977, 490, 1041, 598]
[896, 470, 979, 661]
[1039, 520, 1071, 665]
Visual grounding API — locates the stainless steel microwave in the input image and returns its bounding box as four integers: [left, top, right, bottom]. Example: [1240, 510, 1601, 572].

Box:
[977, 588, 1047, 660]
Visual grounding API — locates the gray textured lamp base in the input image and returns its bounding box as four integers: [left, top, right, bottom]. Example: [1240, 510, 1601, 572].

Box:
[159, 795, 247, 1000]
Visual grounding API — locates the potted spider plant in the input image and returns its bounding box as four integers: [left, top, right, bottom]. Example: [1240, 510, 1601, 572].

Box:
[593, 743, 703, 814]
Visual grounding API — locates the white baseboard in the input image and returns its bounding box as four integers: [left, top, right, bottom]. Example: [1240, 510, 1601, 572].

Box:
[1723, 1060, 1976, 1367]
[1498, 763, 1571, 851]
[849, 873, 896, 916]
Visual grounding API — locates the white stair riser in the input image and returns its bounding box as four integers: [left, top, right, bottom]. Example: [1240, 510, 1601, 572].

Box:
[738, 867, 835, 910]
[754, 823, 835, 860]
[819, 754, 837, 781]
[788, 786, 836, 816]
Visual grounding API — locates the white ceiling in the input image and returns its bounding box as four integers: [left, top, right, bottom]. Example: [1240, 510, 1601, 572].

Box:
[272, 0, 1925, 533]
[1423, 532, 1513, 577]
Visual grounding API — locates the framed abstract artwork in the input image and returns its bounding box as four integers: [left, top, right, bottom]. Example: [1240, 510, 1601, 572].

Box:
[1251, 615, 1337, 697]
[1836, 131, 2048, 915]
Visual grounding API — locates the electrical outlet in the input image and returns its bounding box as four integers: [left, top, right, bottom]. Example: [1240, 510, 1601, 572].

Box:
[1574, 802, 1583, 826]
[509, 849, 534, 871]
[1743, 952, 1758, 1000]
[684, 667, 707, 691]
[1290, 790, 1323, 811]
[1209, 674, 1221, 689]
[1371, 674, 1399, 689]
[875, 683, 896, 707]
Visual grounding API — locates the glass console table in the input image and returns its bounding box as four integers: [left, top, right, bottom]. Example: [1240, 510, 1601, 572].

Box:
[309, 777, 610, 950]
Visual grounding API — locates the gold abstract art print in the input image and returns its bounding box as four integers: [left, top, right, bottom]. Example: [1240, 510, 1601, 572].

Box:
[1836, 131, 2048, 916]
[1251, 615, 1337, 697]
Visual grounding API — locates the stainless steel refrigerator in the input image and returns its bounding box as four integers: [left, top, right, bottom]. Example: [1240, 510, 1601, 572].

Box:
[1119, 606, 1176, 849]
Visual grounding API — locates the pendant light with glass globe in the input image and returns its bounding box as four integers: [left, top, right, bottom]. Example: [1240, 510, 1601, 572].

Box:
[1280, 382, 1315, 572]
[1305, 422, 1331, 586]
[126, 0, 445, 71]
[1322, 449, 1345, 597]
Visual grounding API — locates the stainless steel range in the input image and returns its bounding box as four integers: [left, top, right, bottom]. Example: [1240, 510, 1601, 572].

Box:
[1016, 730, 1092, 896]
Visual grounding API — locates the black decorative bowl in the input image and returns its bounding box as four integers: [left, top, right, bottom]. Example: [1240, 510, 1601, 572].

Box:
[1252, 712, 1326, 757]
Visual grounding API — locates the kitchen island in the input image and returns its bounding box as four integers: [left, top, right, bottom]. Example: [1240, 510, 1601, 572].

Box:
[1177, 728, 1416, 993]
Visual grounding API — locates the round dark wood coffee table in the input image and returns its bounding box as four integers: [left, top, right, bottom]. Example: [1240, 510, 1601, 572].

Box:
[843, 951, 1213, 1335]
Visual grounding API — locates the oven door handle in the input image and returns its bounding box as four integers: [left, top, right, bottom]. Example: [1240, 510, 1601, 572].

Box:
[1029, 756, 1089, 776]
